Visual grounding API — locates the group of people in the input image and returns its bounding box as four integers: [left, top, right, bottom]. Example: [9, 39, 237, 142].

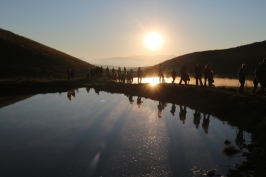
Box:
[81, 58, 266, 95]
[237, 58, 266, 94]
[164, 63, 215, 87]
[85, 66, 104, 79]
[84, 66, 143, 84]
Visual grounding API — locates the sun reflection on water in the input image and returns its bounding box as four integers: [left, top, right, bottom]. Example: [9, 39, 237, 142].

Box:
[143, 77, 160, 86]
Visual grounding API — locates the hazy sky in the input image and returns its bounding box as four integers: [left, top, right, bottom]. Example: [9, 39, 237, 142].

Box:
[1, 0, 266, 63]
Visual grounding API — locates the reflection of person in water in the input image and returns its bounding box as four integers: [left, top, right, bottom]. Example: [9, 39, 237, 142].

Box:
[179, 105, 187, 124]
[128, 95, 134, 104]
[193, 110, 201, 128]
[202, 113, 210, 134]
[94, 88, 100, 95]
[137, 96, 142, 108]
[67, 89, 75, 101]
[157, 101, 167, 118]
[235, 128, 245, 148]
[170, 104, 176, 116]
[86, 87, 90, 93]
[157, 101, 163, 118]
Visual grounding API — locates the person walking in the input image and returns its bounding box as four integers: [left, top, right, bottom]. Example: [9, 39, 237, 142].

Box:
[137, 67, 142, 84]
[208, 69, 215, 87]
[237, 63, 248, 93]
[179, 64, 188, 85]
[195, 64, 203, 86]
[253, 62, 261, 94]
[259, 59, 266, 95]
[203, 64, 211, 86]
[158, 64, 164, 83]
[171, 68, 177, 83]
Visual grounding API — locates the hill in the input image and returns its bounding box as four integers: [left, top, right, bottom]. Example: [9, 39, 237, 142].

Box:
[87, 55, 176, 68]
[0, 28, 94, 80]
[145, 41, 266, 78]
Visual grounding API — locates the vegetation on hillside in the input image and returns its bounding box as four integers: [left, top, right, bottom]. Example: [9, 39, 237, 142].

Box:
[0, 28, 94, 80]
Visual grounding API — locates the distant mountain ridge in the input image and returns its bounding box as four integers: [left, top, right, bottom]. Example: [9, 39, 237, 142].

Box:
[87, 55, 176, 67]
[0, 28, 93, 79]
[145, 40, 266, 77]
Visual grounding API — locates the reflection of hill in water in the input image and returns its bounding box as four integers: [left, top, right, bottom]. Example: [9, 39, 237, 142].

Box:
[0, 95, 35, 109]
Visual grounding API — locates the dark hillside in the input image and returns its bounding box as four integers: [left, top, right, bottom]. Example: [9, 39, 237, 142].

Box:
[145, 40, 266, 78]
[0, 28, 94, 80]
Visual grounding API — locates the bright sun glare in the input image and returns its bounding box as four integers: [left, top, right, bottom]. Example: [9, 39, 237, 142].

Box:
[143, 77, 159, 86]
[144, 32, 163, 50]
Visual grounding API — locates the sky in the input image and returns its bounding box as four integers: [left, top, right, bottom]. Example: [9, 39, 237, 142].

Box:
[1, 0, 266, 65]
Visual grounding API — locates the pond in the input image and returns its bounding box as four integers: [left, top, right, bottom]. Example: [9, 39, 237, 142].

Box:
[0, 88, 251, 177]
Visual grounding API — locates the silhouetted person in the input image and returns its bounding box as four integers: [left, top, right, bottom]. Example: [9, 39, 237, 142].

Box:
[179, 105, 187, 124]
[202, 113, 210, 134]
[171, 68, 176, 83]
[208, 70, 215, 87]
[203, 64, 211, 86]
[193, 110, 201, 128]
[170, 104, 176, 116]
[259, 59, 266, 95]
[137, 67, 142, 84]
[112, 68, 115, 76]
[237, 63, 248, 93]
[100, 66, 103, 78]
[158, 64, 164, 83]
[253, 62, 261, 94]
[195, 64, 203, 86]
[128, 95, 134, 104]
[130, 69, 134, 83]
[137, 96, 142, 108]
[106, 67, 110, 78]
[95, 67, 100, 78]
[179, 64, 188, 85]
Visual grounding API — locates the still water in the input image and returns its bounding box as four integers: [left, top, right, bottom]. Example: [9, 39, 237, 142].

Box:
[0, 88, 250, 177]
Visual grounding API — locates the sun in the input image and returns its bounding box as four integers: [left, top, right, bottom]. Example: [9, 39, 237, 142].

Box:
[144, 32, 163, 50]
